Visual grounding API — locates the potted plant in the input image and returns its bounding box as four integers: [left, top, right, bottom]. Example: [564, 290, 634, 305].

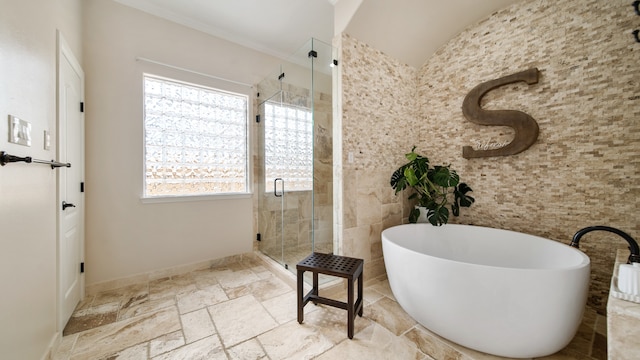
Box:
[390, 146, 475, 226]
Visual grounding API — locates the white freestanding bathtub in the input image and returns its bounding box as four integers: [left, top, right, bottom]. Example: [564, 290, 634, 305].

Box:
[381, 224, 590, 358]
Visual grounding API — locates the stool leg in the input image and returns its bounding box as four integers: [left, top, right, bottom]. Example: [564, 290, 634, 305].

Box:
[297, 269, 304, 324]
[358, 272, 363, 317]
[312, 271, 318, 304]
[347, 277, 354, 339]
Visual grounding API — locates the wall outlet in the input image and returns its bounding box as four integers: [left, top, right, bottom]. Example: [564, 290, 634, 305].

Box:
[8, 115, 31, 147]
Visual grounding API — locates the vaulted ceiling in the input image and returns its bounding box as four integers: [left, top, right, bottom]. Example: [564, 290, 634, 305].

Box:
[344, 0, 524, 68]
[113, 0, 523, 68]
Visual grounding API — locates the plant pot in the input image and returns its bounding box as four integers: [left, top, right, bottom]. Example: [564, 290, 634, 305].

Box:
[415, 206, 429, 223]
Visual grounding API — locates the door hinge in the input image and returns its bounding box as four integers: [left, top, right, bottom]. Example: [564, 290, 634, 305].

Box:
[278, 72, 285, 80]
[308, 50, 318, 58]
[80, 262, 85, 273]
[256, 115, 260, 123]
[256, 233, 261, 242]
[80, 182, 85, 193]
[80, 102, 84, 113]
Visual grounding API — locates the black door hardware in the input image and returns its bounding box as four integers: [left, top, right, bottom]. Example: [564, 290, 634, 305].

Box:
[62, 201, 76, 210]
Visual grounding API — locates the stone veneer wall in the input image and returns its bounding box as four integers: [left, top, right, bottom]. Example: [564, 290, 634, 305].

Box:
[335, 34, 418, 281]
[338, 0, 639, 314]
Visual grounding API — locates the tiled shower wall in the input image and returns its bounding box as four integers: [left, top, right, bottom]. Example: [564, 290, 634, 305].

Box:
[338, 0, 639, 314]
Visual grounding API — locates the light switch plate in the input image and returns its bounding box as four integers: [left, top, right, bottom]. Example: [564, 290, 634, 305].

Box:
[44, 130, 51, 150]
[8, 115, 31, 147]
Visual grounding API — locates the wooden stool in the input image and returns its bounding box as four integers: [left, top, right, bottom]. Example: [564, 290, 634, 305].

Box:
[296, 252, 364, 339]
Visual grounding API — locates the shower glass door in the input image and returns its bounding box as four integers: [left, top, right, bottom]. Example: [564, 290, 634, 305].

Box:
[257, 38, 334, 273]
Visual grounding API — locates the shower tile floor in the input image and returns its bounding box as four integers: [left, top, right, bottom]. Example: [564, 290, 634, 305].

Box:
[54, 256, 607, 360]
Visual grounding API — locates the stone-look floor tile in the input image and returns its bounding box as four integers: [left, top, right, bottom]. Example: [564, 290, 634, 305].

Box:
[118, 297, 176, 321]
[224, 283, 252, 299]
[216, 269, 261, 289]
[551, 343, 592, 360]
[63, 302, 120, 335]
[301, 305, 372, 344]
[209, 295, 278, 347]
[363, 285, 384, 305]
[591, 331, 607, 360]
[538, 349, 588, 360]
[406, 324, 522, 360]
[261, 290, 319, 324]
[250, 265, 272, 279]
[368, 279, 396, 301]
[91, 289, 125, 307]
[149, 330, 185, 358]
[99, 342, 148, 360]
[317, 281, 348, 302]
[367, 296, 416, 336]
[149, 275, 196, 300]
[75, 295, 95, 311]
[226, 261, 251, 272]
[118, 286, 149, 313]
[191, 268, 221, 289]
[226, 276, 292, 301]
[404, 326, 448, 359]
[227, 338, 268, 360]
[55, 258, 604, 360]
[315, 322, 424, 360]
[244, 274, 293, 302]
[181, 308, 216, 344]
[561, 322, 595, 358]
[70, 306, 181, 359]
[595, 314, 607, 334]
[258, 320, 334, 360]
[151, 336, 226, 360]
[176, 284, 228, 314]
[91, 283, 148, 308]
[53, 334, 77, 360]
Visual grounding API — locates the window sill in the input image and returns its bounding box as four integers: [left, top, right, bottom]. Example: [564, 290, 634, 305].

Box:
[140, 192, 252, 204]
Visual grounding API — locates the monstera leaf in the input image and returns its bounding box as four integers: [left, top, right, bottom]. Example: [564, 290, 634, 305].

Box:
[390, 147, 474, 226]
[428, 206, 449, 226]
[431, 166, 460, 188]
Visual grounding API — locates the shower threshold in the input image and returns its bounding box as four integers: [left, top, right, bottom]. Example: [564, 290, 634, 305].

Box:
[255, 250, 340, 288]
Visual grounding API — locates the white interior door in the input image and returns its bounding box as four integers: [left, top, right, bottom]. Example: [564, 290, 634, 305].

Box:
[58, 32, 85, 330]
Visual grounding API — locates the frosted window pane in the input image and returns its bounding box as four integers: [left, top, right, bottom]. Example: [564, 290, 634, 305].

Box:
[144, 75, 248, 197]
[264, 102, 312, 191]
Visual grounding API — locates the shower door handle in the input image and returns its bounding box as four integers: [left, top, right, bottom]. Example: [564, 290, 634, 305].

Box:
[274, 178, 284, 197]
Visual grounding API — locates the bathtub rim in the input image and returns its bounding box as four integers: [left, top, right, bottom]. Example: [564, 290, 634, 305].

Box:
[381, 223, 590, 271]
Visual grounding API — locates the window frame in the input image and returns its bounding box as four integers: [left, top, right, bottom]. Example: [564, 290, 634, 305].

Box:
[140, 71, 253, 202]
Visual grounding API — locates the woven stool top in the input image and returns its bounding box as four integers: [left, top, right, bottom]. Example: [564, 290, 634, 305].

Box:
[297, 252, 363, 277]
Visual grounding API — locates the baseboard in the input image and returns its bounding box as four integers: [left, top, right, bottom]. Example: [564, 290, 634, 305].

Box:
[85, 253, 257, 295]
[42, 331, 61, 360]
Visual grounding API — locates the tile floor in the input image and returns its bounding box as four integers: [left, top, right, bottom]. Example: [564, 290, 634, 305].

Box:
[54, 254, 607, 360]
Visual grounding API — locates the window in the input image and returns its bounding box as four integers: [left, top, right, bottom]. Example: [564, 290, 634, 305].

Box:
[263, 102, 313, 191]
[143, 74, 249, 197]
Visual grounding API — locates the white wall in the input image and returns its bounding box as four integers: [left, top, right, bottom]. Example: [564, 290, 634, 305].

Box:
[334, 0, 363, 35]
[83, 0, 281, 286]
[0, 0, 82, 358]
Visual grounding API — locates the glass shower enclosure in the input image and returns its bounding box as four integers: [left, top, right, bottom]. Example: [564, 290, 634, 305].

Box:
[256, 38, 334, 274]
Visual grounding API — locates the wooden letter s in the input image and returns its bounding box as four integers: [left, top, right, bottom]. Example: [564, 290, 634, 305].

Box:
[462, 68, 540, 159]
